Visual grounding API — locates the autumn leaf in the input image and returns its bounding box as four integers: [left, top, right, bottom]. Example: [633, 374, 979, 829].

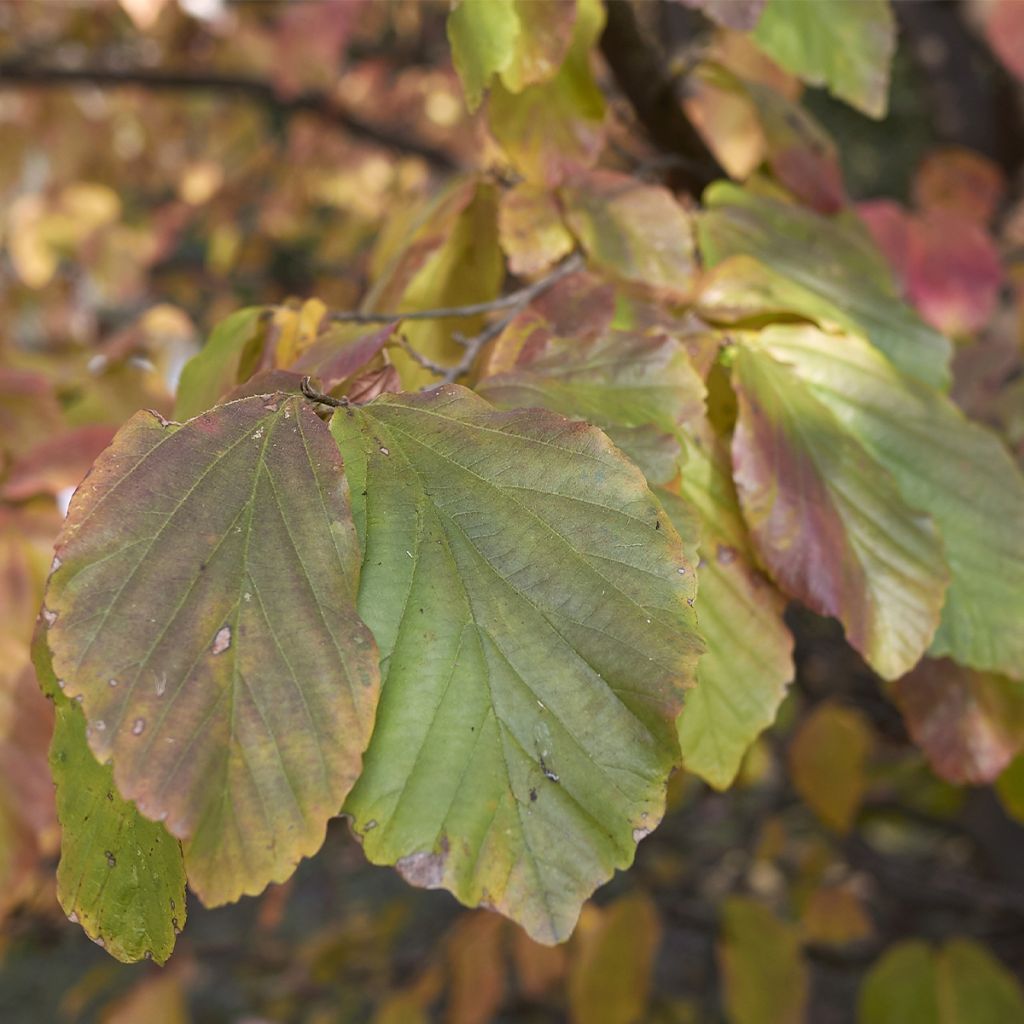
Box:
[42, 394, 379, 906]
[730, 339, 948, 680]
[331, 386, 702, 942]
[750, 324, 1024, 679]
[750, 0, 896, 118]
[34, 625, 185, 964]
[698, 182, 952, 390]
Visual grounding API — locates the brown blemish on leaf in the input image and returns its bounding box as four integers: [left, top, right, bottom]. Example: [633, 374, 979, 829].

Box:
[395, 834, 449, 888]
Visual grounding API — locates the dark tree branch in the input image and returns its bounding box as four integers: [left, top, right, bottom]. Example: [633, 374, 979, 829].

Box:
[0, 62, 460, 173]
[599, 0, 725, 194]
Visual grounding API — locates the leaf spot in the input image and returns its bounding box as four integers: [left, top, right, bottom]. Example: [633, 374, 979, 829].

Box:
[104, 850, 116, 868]
[107, 678, 118, 688]
[396, 848, 446, 888]
[41, 606, 58, 626]
[212, 625, 232, 655]
[379, 446, 390, 455]
[131, 718, 146, 736]
[67, 911, 79, 924]
[632, 826, 651, 843]
[716, 544, 737, 565]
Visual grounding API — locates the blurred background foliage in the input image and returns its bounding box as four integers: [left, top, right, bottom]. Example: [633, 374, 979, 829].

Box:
[1, 1, 1024, 1021]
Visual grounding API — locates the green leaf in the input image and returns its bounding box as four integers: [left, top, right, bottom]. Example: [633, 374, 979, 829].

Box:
[447, 0, 519, 112]
[42, 395, 380, 905]
[859, 939, 1024, 1024]
[672, 434, 793, 790]
[718, 897, 809, 1024]
[730, 340, 948, 680]
[698, 183, 952, 390]
[331, 386, 702, 943]
[561, 169, 698, 302]
[749, 324, 1024, 679]
[173, 307, 267, 420]
[858, 941, 940, 1024]
[489, 0, 605, 187]
[33, 625, 186, 964]
[477, 323, 705, 484]
[751, 0, 896, 118]
[447, 0, 576, 111]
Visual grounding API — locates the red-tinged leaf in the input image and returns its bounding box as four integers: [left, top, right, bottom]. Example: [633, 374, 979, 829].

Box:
[904, 211, 1003, 338]
[271, 0, 363, 100]
[346, 364, 402, 404]
[530, 270, 615, 340]
[43, 394, 380, 905]
[291, 323, 398, 391]
[497, 183, 575, 276]
[500, 0, 578, 94]
[789, 703, 872, 833]
[890, 659, 1024, 785]
[0, 368, 62, 460]
[560, 170, 697, 302]
[568, 895, 660, 1024]
[488, 0, 605, 187]
[730, 342, 948, 679]
[984, 0, 1024, 84]
[912, 147, 1006, 225]
[718, 897, 809, 1024]
[1, 425, 117, 501]
[223, 369, 308, 403]
[857, 200, 911, 287]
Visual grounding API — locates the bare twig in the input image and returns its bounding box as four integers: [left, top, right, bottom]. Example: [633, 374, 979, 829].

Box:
[0, 62, 459, 172]
[325, 252, 585, 327]
[385, 252, 584, 386]
[299, 376, 349, 408]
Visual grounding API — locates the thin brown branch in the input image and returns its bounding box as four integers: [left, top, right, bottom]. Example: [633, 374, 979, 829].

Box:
[398, 252, 585, 387]
[0, 62, 459, 172]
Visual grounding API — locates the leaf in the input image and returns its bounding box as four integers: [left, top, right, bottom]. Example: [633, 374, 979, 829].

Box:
[477, 325, 705, 484]
[447, 0, 519, 112]
[996, 755, 1024, 823]
[42, 395, 380, 905]
[489, 0, 605, 188]
[751, 0, 896, 118]
[100, 968, 190, 1024]
[672, 433, 794, 790]
[447, 0, 576, 111]
[984, 0, 1024, 85]
[1, 425, 117, 501]
[748, 324, 1024, 678]
[858, 203, 1003, 337]
[331, 386, 702, 942]
[291, 322, 397, 392]
[859, 939, 1024, 1024]
[890, 659, 1024, 785]
[801, 884, 872, 948]
[677, 0, 766, 31]
[730, 341, 948, 679]
[912, 147, 1005, 225]
[33, 626, 185, 964]
[788, 703, 871, 833]
[497, 183, 575, 277]
[174, 307, 267, 419]
[858, 941, 939, 1024]
[568, 894, 660, 1024]
[697, 182, 952, 390]
[718, 897, 809, 1024]
[561, 170, 697, 303]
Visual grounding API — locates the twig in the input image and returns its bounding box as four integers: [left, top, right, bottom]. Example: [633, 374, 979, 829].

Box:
[325, 252, 585, 326]
[0, 63, 459, 172]
[396, 252, 585, 386]
[300, 376, 349, 408]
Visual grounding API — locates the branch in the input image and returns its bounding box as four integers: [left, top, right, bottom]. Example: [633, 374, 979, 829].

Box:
[599, 0, 724, 194]
[376, 252, 584, 387]
[0, 62, 459, 173]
